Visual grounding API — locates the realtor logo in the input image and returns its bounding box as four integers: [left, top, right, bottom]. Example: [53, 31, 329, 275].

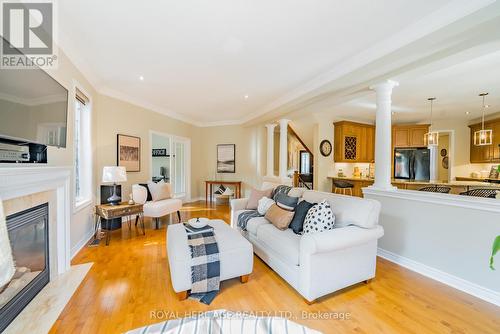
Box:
[1, 0, 58, 69]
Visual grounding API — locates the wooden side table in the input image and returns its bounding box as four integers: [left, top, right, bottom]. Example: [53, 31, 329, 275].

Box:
[205, 180, 242, 204]
[94, 202, 145, 245]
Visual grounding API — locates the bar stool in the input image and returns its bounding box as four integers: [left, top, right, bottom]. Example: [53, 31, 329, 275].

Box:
[333, 180, 354, 196]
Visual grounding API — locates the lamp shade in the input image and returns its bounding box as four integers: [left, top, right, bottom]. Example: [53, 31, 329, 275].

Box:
[102, 166, 127, 183]
[474, 129, 493, 146]
[424, 131, 439, 146]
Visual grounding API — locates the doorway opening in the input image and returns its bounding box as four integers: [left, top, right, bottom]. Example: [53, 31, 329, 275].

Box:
[149, 131, 191, 200]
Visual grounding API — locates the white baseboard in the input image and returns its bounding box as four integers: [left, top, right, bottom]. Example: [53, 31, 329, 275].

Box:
[71, 228, 94, 259]
[186, 196, 205, 203]
[377, 248, 500, 307]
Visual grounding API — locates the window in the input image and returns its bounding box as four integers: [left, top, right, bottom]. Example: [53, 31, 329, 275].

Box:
[300, 151, 311, 174]
[74, 88, 92, 208]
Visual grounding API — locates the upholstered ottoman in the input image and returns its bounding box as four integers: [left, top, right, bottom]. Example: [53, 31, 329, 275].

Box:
[167, 219, 253, 300]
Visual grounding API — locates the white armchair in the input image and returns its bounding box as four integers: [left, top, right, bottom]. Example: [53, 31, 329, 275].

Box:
[132, 184, 183, 229]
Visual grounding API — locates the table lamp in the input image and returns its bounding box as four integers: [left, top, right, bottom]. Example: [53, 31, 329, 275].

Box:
[102, 166, 127, 205]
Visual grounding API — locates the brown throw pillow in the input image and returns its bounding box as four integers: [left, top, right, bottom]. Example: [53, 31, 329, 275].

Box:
[265, 204, 295, 230]
[246, 188, 273, 209]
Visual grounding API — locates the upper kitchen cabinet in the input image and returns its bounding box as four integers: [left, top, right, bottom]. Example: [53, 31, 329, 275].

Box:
[333, 121, 375, 163]
[469, 118, 500, 163]
[392, 124, 430, 148]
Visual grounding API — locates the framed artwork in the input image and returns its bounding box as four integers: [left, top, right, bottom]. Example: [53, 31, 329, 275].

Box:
[217, 144, 235, 173]
[117, 134, 141, 172]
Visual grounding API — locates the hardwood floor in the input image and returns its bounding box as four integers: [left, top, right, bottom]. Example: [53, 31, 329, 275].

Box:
[50, 202, 500, 334]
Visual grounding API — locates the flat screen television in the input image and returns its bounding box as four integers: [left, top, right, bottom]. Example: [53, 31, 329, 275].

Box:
[0, 64, 69, 148]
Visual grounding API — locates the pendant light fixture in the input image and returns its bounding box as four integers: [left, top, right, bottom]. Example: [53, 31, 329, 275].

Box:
[424, 97, 439, 146]
[474, 93, 492, 146]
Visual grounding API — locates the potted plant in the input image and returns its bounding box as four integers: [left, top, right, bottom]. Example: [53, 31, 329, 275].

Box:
[491, 236, 500, 270]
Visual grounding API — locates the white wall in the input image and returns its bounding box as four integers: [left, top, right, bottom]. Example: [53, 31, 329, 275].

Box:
[364, 189, 500, 305]
[193, 125, 267, 199]
[312, 114, 335, 192]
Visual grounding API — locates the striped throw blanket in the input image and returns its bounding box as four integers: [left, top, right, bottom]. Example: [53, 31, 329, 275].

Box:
[237, 210, 262, 231]
[185, 225, 220, 305]
[126, 310, 322, 334]
[237, 185, 292, 231]
[272, 185, 292, 201]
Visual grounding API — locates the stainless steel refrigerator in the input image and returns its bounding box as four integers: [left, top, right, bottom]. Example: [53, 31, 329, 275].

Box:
[394, 148, 430, 181]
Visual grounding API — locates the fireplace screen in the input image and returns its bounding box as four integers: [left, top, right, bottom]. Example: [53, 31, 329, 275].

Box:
[0, 203, 49, 332]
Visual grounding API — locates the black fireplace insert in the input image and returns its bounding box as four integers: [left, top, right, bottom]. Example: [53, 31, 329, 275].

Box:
[0, 203, 49, 332]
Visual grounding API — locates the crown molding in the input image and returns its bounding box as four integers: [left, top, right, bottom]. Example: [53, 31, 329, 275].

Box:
[56, 0, 494, 128]
[239, 0, 495, 126]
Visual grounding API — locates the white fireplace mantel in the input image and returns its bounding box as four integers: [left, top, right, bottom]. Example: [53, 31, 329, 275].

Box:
[0, 166, 72, 275]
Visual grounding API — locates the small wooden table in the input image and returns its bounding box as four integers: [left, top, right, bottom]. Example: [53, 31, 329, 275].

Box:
[94, 202, 145, 245]
[205, 180, 242, 204]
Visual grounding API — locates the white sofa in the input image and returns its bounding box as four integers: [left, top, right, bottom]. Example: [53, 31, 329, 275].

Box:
[132, 184, 183, 229]
[230, 185, 383, 303]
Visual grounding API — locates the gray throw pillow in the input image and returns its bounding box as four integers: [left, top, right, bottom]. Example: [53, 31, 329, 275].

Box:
[275, 192, 299, 211]
[289, 200, 314, 234]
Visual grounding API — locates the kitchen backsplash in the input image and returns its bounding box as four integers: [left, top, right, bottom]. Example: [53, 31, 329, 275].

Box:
[331, 162, 371, 178]
[461, 163, 499, 178]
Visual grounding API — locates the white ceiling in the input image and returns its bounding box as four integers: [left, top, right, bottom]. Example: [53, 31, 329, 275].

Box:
[313, 45, 500, 125]
[57, 0, 458, 126]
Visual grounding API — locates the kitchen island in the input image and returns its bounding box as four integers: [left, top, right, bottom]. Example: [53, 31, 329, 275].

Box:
[328, 176, 500, 197]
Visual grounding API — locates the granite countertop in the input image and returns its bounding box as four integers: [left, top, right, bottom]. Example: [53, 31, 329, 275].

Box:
[327, 176, 374, 182]
[328, 176, 500, 188]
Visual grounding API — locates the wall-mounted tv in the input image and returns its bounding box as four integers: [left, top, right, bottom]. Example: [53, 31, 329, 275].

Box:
[0, 57, 68, 148]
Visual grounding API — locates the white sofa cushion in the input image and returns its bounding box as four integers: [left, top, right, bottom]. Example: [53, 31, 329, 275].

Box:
[301, 190, 380, 229]
[148, 180, 172, 201]
[257, 196, 275, 215]
[288, 187, 307, 198]
[143, 198, 182, 218]
[132, 184, 148, 204]
[256, 224, 301, 266]
[234, 210, 270, 235]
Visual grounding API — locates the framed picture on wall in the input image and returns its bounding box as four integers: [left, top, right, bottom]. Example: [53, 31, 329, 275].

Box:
[117, 134, 141, 172]
[217, 144, 235, 173]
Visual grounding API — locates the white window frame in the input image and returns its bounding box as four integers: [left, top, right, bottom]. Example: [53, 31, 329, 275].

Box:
[149, 130, 191, 202]
[73, 81, 93, 213]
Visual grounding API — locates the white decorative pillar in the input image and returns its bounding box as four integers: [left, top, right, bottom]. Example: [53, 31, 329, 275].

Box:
[370, 80, 398, 191]
[265, 123, 277, 177]
[278, 119, 290, 180]
[429, 145, 439, 181]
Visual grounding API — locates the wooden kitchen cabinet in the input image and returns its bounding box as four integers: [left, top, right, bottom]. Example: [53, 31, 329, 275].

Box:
[392, 124, 430, 148]
[469, 119, 500, 163]
[333, 121, 375, 163]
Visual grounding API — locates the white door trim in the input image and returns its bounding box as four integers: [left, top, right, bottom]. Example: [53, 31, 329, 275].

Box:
[148, 130, 191, 202]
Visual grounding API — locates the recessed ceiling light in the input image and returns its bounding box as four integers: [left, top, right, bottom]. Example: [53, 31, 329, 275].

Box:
[139, 76, 144, 81]
[465, 111, 470, 115]
[244, 95, 249, 99]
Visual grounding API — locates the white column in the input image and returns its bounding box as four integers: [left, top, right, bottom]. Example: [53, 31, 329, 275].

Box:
[278, 119, 290, 180]
[429, 145, 439, 181]
[265, 123, 277, 177]
[370, 80, 398, 191]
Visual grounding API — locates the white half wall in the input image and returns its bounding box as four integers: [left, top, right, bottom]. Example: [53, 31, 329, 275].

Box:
[364, 188, 500, 306]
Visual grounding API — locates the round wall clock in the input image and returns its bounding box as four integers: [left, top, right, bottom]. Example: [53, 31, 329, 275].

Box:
[320, 140, 332, 157]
